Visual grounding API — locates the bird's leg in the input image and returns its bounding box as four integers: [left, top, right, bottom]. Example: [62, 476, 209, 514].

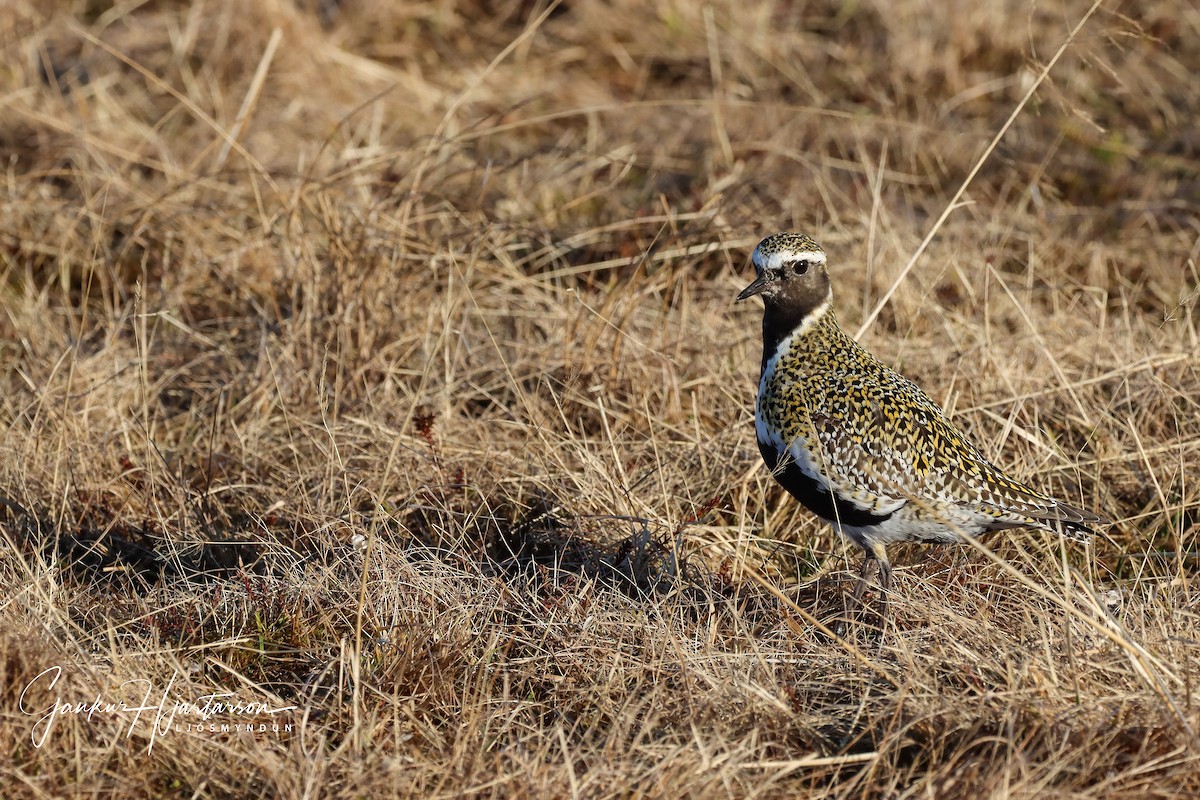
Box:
[877, 555, 892, 617]
[836, 553, 875, 633]
[851, 543, 891, 617]
[852, 554, 876, 604]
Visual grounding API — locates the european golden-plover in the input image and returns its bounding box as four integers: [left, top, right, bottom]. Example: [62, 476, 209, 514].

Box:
[737, 232, 1107, 604]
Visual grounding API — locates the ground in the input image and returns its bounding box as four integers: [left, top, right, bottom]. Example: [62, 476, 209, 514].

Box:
[1, 0, 1198, 797]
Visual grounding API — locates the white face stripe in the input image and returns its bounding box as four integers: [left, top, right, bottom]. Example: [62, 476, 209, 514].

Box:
[752, 246, 827, 274]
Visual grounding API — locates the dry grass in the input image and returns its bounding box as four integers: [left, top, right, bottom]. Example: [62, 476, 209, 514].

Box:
[1, 0, 1198, 797]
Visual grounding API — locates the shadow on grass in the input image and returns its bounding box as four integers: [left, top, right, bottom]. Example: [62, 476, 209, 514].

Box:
[0, 485, 727, 602]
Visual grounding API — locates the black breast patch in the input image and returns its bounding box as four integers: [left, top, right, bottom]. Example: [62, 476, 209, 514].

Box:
[758, 439, 896, 529]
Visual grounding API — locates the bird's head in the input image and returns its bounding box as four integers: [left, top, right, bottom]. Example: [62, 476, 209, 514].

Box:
[736, 232, 831, 309]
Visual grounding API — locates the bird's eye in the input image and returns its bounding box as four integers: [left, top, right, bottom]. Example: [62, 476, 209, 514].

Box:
[789, 259, 809, 276]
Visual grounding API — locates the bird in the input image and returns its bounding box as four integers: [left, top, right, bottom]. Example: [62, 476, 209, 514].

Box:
[737, 232, 1107, 607]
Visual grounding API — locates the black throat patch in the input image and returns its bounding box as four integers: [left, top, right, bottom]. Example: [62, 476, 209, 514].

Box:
[759, 272, 832, 370]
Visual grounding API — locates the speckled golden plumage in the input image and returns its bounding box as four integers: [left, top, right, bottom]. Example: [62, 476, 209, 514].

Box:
[738, 232, 1107, 601]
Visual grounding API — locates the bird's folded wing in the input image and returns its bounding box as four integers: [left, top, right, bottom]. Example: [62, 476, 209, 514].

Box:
[810, 407, 1104, 533]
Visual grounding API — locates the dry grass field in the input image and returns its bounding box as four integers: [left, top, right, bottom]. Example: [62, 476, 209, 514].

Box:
[1, 0, 1198, 797]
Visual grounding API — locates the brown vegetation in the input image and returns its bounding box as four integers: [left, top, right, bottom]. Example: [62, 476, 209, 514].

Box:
[1, 0, 1197, 796]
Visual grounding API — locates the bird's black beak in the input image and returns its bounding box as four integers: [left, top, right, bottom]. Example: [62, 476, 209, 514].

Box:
[736, 274, 769, 302]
